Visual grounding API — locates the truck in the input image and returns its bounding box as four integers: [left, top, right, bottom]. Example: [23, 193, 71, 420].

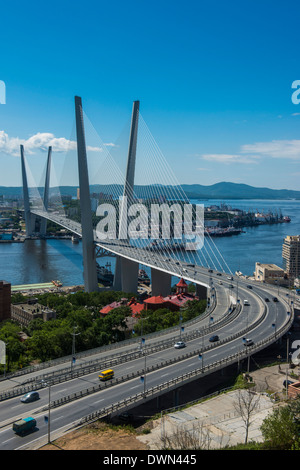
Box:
[13, 417, 37, 436]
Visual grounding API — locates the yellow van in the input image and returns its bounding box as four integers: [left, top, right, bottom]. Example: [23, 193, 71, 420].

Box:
[98, 369, 114, 381]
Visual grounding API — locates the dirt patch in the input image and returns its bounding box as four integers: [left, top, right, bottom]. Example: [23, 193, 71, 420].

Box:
[39, 422, 150, 451]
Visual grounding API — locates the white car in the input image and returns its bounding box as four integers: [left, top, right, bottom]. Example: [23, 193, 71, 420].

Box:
[174, 341, 186, 349]
[244, 338, 253, 347]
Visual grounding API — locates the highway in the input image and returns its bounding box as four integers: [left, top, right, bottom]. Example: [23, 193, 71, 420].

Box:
[0, 210, 291, 450]
[0, 276, 292, 450]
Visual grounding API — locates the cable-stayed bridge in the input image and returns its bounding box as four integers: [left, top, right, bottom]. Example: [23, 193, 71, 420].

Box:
[21, 97, 232, 297]
[0, 97, 295, 450]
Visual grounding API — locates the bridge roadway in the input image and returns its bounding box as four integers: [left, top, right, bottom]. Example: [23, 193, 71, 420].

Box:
[0, 274, 293, 450]
[30, 209, 225, 283]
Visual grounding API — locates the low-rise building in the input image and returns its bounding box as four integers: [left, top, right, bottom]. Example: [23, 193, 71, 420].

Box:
[11, 301, 56, 327]
[254, 262, 287, 285]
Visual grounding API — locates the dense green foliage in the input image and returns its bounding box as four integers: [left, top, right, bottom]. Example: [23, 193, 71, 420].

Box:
[133, 299, 206, 336]
[0, 291, 206, 372]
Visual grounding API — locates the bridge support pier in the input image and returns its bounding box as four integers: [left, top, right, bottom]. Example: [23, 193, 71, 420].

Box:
[113, 256, 122, 291]
[121, 258, 139, 293]
[151, 268, 171, 296]
[196, 284, 207, 300]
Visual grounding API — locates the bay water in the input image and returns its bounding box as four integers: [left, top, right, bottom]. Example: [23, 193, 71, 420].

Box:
[0, 199, 299, 287]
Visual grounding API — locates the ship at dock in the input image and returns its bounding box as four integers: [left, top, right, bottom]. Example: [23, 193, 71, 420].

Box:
[97, 262, 114, 286]
[138, 269, 150, 285]
[205, 227, 244, 237]
[145, 238, 197, 252]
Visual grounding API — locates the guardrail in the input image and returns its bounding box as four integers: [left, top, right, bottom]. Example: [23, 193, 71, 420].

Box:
[0, 297, 242, 401]
[0, 293, 269, 404]
[0, 291, 218, 383]
[74, 306, 294, 429]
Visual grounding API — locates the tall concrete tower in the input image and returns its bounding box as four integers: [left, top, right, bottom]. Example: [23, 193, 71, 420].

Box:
[40, 146, 52, 236]
[75, 96, 99, 292]
[20, 145, 36, 237]
[114, 101, 140, 293]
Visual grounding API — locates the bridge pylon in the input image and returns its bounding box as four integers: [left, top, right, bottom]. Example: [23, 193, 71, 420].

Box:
[20, 145, 37, 237]
[40, 146, 52, 236]
[20, 145, 53, 237]
[114, 100, 140, 294]
[75, 96, 99, 293]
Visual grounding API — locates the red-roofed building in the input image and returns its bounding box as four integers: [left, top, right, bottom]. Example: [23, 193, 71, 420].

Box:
[143, 295, 166, 311]
[99, 279, 197, 317]
[100, 297, 145, 318]
[176, 278, 188, 294]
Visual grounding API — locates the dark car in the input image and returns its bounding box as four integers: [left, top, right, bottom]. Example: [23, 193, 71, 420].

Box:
[209, 335, 219, 342]
[20, 392, 40, 403]
[273, 297, 279, 302]
[247, 285, 252, 289]
[265, 298, 270, 302]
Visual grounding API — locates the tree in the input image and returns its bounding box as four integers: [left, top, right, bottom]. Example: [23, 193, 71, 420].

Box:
[260, 404, 300, 450]
[0, 321, 25, 372]
[233, 388, 260, 444]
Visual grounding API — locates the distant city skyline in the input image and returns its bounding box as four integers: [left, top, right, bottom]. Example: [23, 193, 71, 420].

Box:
[0, 0, 300, 190]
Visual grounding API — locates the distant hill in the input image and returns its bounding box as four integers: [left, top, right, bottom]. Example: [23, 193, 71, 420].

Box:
[0, 182, 299, 200]
[179, 182, 300, 200]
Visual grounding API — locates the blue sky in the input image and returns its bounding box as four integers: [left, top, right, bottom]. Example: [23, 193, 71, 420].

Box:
[1, 0, 300, 190]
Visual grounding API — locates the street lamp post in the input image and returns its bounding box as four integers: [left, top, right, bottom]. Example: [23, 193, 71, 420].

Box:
[140, 339, 147, 398]
[71, 325, 80, 371]
[42, 380, 51, 444]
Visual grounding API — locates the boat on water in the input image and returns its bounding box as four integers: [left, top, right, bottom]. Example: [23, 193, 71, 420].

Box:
[205, 227, 244, 237]
[283, 216, 291, 222]
[145, 238, 196, 252]
[97, 262, 114, 285]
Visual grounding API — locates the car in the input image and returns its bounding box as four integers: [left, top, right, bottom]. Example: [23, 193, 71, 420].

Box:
[273, 297, 278, 302]
[209, 335, 219, 342]
[227, 276, 233, 280]
[265, 298, 270, 302]
[229, 284, 234, 288]
[20, 391, 40, 403]
[208, 269, 213, 273]
[247, 285, 252, 289]
[218, 281, 223, 285]
[244, 338, 253, 347]
[244, 299, 250, 306]
[174, 341, 186, 349]
[217, 272, 222, 276]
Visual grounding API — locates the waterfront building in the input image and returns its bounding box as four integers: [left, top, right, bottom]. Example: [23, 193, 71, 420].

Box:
[0, 280, 11, 322]
[254, 262, 287, 285]
[282, 235, 300, 279]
